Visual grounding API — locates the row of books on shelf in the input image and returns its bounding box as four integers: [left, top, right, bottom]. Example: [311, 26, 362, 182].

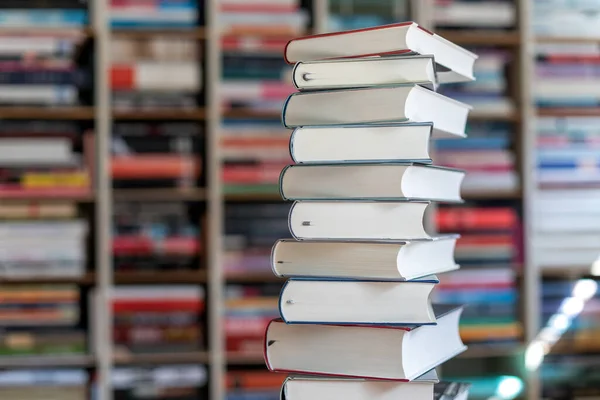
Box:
[534, 0, 600, 38]
[0, 0, 202, 28]
[0, 125, 204, 196]
[0, 33, 203, 107]
[0, 200, 202, 275]
[0, 365, 207, 400]
[0, 285, 205, 358]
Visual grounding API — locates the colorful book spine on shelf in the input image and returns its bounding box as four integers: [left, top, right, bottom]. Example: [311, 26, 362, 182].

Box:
[110, 0, 200, 28]
[112, 286, 205, 355]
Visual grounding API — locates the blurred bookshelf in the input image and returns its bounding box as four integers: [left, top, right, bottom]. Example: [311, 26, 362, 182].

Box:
[0, 0, 598, 400]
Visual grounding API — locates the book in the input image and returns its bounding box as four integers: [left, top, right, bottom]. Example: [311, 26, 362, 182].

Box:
[288, 201, 436, 240]
[293, 55, 439, 91]
[284, 22, 477, 82]
[282, 373, 471, 400]
[264, 306, 466, 380]
[279, 164, 465, 202]
[279, 279, 450, 325]
[271, 238, 459, 281]
[282, 85, 472, 138]
[289, 124, 438, 164]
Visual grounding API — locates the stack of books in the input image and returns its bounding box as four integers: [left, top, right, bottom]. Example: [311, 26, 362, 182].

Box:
[263, 22, 478, 400]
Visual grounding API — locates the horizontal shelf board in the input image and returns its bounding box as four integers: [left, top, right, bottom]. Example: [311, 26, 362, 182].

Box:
[224, 192, 283, 202]
[112, 27, 206, 39]
[0, 193, 94, 201]
[223, 110, 282, 120]
[114, 351, 210, 365]
[469, 111, 521, 122]
[459, 343, 524, 359]
[540, 266, 593, 278]
[0, 355, 94, 368]
[0, 107, 94, 120]
[436, 30, 522, 46]
[226, 353, 265, 365]
[537, 108, 600, 117]
[0, 274, 95, 285]
[0, 27, 93, 36]
[462, 189, 522, 200]
[114, 270, 207, 284]
[113, 109, 206, 120]
[226, 273, 283, 283]
[536, 36, 600, 44]
[114, 188, 207, 201]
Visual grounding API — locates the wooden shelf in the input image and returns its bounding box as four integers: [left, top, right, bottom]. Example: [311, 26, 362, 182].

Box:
[223, 110, 281, 120]
[459, 344, 523, 359]
[540, 266, 592, 278]
[537, 108, 600, 117]
[0, 273, 95, 285]
[536, 36, 600, 44]
[226, 273, 283, 283]
[114, 351, 210, 365]
[226, 353, 265, 365]
[0, 107, 94, 120]
[0, 355, 94, 368]
[0, 193, 94, 202]
[462, 189, 522, 200]
[114, 270, 207, 284]
[225, 192, 282, 202]
[112, 27, 206, 39]
[0, 27, 93, 36]
[113, 109, 206, 121]
[114, 188, 207, 202]
[436, 30, 522, 46]
[469, 111, 521, 122]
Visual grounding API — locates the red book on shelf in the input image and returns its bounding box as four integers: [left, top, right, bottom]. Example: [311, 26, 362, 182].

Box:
[436, 207, 517, 231]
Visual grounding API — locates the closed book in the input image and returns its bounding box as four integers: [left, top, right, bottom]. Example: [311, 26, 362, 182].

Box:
[282, 373, 471, 400]
[282, 85, 471, 138]
[289, 124, 440, 164]
[271, 238, 459, 281]
[288, 201, 436, 241]
[293, 55, 439, 91]
[279, 164, 464, 202]
[279, 278, 448, 325]
[284, 21, 477, 83]
[264, 306, 466, 380]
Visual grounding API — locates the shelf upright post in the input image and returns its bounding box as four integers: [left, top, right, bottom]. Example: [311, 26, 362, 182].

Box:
[91, 0, 114, 398]
[519, 0, 541, 398]
[313, 0, 329, 34]
[206, 0, 225, 399]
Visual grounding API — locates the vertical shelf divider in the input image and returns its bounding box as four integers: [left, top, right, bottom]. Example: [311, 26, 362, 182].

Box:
[313, 0, 329, 34]
[91, 0, 114, 398]
[206, 0, 225, 399]
[519, 0, 541, 398]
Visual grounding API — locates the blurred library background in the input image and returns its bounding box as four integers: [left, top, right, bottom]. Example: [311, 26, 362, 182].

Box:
[0, 0, 598, 399]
